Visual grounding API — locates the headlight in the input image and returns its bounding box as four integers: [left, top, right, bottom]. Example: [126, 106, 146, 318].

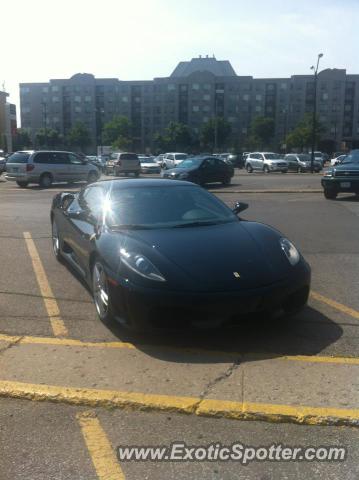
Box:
[280, 238, 300, 266]
[324, 170, 333, 177]
[120, 249, 166, 282]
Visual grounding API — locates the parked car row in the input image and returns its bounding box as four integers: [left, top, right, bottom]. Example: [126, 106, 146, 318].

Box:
[243, 152, 325, 174]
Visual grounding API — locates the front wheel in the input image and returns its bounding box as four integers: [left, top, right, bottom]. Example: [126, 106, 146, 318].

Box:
[51, 219, 62, 261]
[92, 261, 115, 324]
[39, 173, 53, 188]
[134, 172, 140, 178]
[222, 176, 231, 186]
[246, 164, 253, 173]
[263, 165, 270, 174]
[324, 189, 337, 199]
[87, 171, 98, 184]
[16, 181, 28, 188]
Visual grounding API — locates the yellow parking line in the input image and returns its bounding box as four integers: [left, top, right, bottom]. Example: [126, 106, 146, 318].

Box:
[23, 232, 68, 336]
[77, 412, 125, 480]
[1, 332, 359, 366]
[311, 290, 359, 320]
[0, 380, 359, 427]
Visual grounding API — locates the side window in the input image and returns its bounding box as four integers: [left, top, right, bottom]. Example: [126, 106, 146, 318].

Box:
[52, 152, 70, 164]
[69, 153, 83, 165]
[33, 152, 52, 164]
[215, 159, 226, 168]
[80, 186, 105, 215]
[168, 154, 174, 161]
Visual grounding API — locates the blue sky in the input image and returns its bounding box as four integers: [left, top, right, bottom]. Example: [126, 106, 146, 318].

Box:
[2, 0, 359, 110]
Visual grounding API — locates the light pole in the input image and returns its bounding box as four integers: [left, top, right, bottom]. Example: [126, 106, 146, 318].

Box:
[42, 102, 48, 147]
[310, 53, 323, 173]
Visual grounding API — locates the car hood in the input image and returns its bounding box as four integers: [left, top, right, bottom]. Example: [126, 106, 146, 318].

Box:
[334, 163, 359, 171]
[141, 163, 159, 168]
[102, 221, 293, 292]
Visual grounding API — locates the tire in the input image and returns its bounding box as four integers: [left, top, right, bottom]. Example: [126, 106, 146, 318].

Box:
[39, 173, 53, 189]
[222, 176, 231, 186]
[16, 181, 28, 188]
[92, 260, 115, 325]
[51, 219, 62, 261]
[134, 172, 140, 178]
[296, 168, 300, 173]
[87, 171, 98, 184]
[324, 189, 337, 200]
[263, 165, 270, 174]
[246, 164, 253, 173]
[281, 170, 287, 174]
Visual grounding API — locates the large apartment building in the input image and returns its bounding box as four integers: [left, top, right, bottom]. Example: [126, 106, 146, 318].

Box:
[0, 91, 17, 153]
[20, 56, 359, 152]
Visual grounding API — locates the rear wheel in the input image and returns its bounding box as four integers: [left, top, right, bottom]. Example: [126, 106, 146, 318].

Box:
[39, 173, 53, 188]
[324, 189, 337, 199]
[263, 165, 270, 174]
[246, 164, 253, 173]
[16, 181, 28, 188]
[134, 171, 140, 178]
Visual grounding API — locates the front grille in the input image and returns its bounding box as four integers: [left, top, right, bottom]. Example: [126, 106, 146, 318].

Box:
[334, 170, 359, 177]
[277, 163, 287, 167]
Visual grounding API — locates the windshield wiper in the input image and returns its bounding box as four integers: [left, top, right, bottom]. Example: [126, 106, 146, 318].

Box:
[110, 224, 153, 230]
[172, 220, 225, 228]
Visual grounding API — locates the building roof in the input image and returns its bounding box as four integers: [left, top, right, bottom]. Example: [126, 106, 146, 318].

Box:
[170, 56, 237, 77]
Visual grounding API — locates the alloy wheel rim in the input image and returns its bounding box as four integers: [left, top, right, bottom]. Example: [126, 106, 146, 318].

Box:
[93, 263, 109, 318]
[52, 222, 59, 255]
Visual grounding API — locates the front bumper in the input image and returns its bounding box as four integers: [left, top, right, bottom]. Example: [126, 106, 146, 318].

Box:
[266, 164, 288, 172]
[321, 177, 359, 192]
[107, 262, 311, 329]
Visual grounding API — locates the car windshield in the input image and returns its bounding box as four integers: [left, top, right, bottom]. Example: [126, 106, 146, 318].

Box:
[297, 154, 311, 161]
[342, 152, 359, 164]
[175, 154, 187, 160]
[177, 158, 203, 168]
[7, 152, 30, 163]
[263, 154, 281, 160]
[105, 185, 237, 229]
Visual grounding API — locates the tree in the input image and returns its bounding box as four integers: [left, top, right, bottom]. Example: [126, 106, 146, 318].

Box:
[102, 115, 132, 149]
[67, 122, 91, 151]
[285, 114, 325, 151]
[154, 122, 194, 152]
[249, 116, 275, 150]
[200, 117, 231, 151]
[35, 128, 62, 148]
[12, 129, 32, 151]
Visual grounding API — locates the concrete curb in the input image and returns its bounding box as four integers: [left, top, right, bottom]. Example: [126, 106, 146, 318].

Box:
[0, 380, 358, 428]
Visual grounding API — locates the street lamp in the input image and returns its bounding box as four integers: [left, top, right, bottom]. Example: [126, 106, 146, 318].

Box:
[310, 53, 324, 173]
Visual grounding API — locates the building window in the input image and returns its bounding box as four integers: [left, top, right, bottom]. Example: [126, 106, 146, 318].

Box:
[255, 106, 262, 112]
[203, 105, 210, 112]
[280, 83, 287, 90]
[167, 84, 175, 91]
[203, 84, 211, 90]
[22, 107, 31, 114]
[228, 117, 236, 123]
[20, 86, 30, 94]
[192, 84, 200, 90]
[75, 106, 82, 113]
[85, 96, 92, 102]
[203, 116, 209, 123]
[242, 127, 248, 134]
[203, 94, 211, 101]
[121, 96, 128, 102]
[52, 96, 59, 102]
[255, 94, 262, 101]
[242, 94, 249, 101]
[42, 87, 49, 93]
[345, 104, 352, 112]
[322, 93, 329, 101]
[51, 86, 59, 92]
[192, 105, 199, 112]
[74, 96, 81, 102]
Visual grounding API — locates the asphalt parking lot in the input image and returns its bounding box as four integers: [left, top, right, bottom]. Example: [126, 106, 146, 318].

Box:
[1, 170, 359, 479]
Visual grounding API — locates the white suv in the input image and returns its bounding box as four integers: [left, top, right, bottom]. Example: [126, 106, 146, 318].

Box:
[245, 152, 288, 173]
[162, 152, 188, 169]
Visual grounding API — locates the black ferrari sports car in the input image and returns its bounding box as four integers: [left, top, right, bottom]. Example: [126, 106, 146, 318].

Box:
[51, 179, 311, 330]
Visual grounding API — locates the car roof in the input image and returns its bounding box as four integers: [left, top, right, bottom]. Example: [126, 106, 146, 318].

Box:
[165, 152, 187, 155]
[95, 178, 194, 189]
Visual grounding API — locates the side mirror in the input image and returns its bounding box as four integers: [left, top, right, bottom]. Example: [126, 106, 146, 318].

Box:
[60, 193, 75, 210]
[233, 201, 249, 215]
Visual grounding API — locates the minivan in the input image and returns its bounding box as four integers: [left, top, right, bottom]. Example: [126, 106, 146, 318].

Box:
[5, 150, 100, 188]
[106, 152, 140, 176]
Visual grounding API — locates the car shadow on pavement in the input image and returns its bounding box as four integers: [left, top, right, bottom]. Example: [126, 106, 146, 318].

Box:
[105, 306, 343, 365]
[335, 194, 359, 202]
